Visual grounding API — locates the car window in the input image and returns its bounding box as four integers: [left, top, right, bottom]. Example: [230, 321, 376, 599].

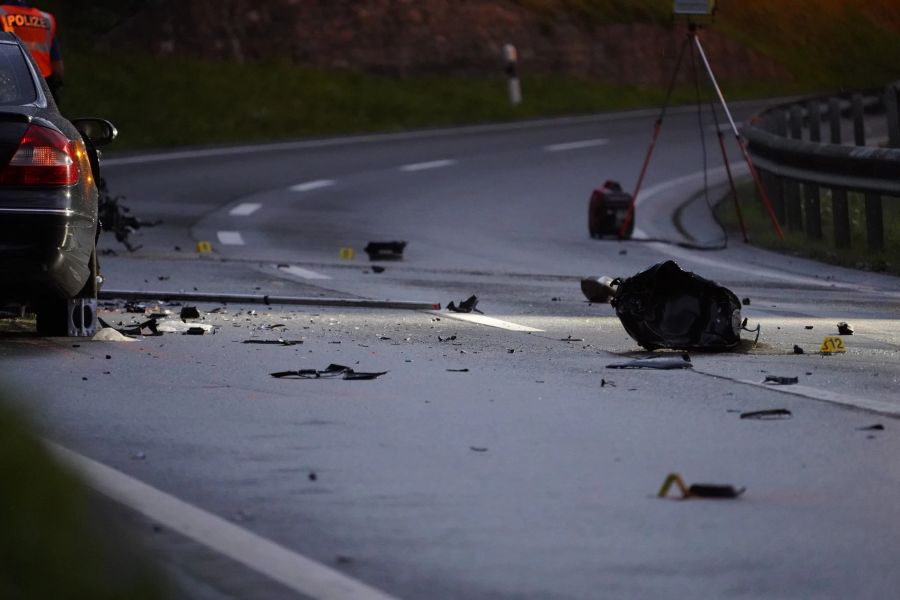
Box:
[0, 43, 37, 105]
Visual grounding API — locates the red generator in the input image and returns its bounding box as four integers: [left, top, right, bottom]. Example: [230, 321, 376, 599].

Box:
[588, 180, 634, 239]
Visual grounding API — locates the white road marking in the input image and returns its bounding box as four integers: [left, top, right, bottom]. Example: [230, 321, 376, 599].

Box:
[544, 138, 609, 152]
[47, 442, 397, 600]
[217, 231, 245, 245]
[229, 203, 262, 217]
[433, 311, 543, 332]
[399, 159, 456, 172]
[278, 265, 332, 280]
[290, 179, 336, 192]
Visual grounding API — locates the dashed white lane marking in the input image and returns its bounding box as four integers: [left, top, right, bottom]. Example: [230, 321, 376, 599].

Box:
[47, 442, 397, 600]
[433, 311, 543, 332]
[278, 265, 332, 280]
[217, 231, 245, 245]
[229, 203, 262, 216]
[290, 179, 335, 192]
[399, 159, 456, 172]
[544, 138, 609, 152]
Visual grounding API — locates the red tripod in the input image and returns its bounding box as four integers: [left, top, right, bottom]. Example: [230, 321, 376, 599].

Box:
[618, 23, 784, 242]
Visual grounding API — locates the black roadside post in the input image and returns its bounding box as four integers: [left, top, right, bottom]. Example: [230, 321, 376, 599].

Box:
[828, 96, 851, 248]
[503, 44, 521, 107]
[853, 94, 884, 252]
[785, 105, 804, 231]
[804, 100, 822, 240]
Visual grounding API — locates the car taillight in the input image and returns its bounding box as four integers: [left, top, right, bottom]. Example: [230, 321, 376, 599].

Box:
[0, 123, 79, 186]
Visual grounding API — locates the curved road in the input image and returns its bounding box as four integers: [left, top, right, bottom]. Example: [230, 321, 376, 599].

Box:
[2, 101, 899, 599]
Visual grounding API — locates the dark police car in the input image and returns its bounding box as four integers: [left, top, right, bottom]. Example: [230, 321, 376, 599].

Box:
[0, 32, 115, 335]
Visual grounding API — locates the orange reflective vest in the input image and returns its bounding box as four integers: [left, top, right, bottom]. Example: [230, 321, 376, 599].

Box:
[0, 5, 56, 78]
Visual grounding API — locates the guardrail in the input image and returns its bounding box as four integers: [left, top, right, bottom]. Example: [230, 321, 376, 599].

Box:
[742, 83, 899, 251]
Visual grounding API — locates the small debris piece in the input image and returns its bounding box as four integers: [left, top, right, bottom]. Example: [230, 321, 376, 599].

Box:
[469, 446, 488, 452]
[658, 473, 744, 499]
[438, 335, 457, 342]
[242, 339, 303, 346]
[837, 322, 854, 335]
[551, 297, 560, 302]
[364, 241, 406, 261]
[580, 276, 618, 303]
[447, 295, 481, 314]
[763, 375, 799, 385]
[857, 424, 885, 431]
[180, 306, 201, 320]
[131, 451, 146, 461]
[91, 328, 137, 342]
[335, 556, 353, 565]
[561, 336, 584, 342]
[607, 355, 693, 370]
[742, 297, 751, 306]
[105, 354, 112, 360]
[506, 348, 516, 354]
[447, 368, 469, 372]
[271, 364, 387, 380]
[740, 408, 793, 420]
[805, 325, 814, 330]
[618, 249, 627, 255]
[371, 265, 386, 273]
[308, 472, 318, 481]
[184, 327, 207, 335]
[793, 345, 804, 354]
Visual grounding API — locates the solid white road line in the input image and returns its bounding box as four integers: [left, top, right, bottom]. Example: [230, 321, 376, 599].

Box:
[433, 311, 543, 332]
[399, 159, 456, 172]
[47, 442, 398, 600]
[544, 138, 609, 152]
[290, 179, 336, 193]
[278, 265, 332, 280]
[217, 231, 245, 246]
[229, 203, 262, 217]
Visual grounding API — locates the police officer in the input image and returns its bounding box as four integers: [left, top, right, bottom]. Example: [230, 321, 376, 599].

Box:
[0, 0, 63, 101]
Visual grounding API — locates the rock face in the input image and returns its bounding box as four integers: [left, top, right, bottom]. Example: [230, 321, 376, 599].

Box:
[104, 0, 791, 84]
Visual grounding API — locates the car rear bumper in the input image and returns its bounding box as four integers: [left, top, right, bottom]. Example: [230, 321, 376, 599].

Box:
[0, 209, 94, 302]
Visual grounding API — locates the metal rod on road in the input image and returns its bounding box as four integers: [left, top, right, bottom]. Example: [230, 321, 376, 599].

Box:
[99, 289, 441, 311]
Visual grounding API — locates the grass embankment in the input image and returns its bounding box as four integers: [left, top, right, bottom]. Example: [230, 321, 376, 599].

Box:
[0, 395, 167, 599]
[717, 183, 900, 276]
[40, 0, 900, 150]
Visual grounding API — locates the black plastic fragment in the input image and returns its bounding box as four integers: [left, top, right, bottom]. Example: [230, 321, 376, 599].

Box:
[180, 306, 201, 320]
[184, 327, 207, 335]
[857, 424, 885, 431]
[837, 322, 854, 335]
[763, 375, 799, 385]
[242, 339, 303, 346]
[364, 241, 406, 261]
[447, 295, 481, 314]
[371, 266, 386, 273]
[447, 368, 469, 372]
[688, 484, 745, 498]
[271, 363, 387, 380]
[793, 345, 804, 354]
[740, 408, 793, 420]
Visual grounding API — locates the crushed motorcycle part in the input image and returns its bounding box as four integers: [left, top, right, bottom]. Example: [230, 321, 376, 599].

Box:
[447, 295, 481, 314]
[740, 408, 793, 420]
[609, 261, 742, 352]
[606, 355, 693, 370]
[364, 241, 406, 260]
[763, 375, 799, 385]
[180, 306, 201, 320]
[98, 316, 162, 337]
[658, 473, 744, 499]
[837, 322, 854, 335]
[270, 364, 387, 380]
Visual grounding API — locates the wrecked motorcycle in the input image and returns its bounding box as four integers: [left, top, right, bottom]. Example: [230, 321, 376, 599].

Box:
[584, 260, 742, 352]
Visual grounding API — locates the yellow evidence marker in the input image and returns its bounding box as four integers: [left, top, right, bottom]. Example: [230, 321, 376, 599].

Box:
[339, 247, 355, 260]
[820, 336, 846, 354]
[196, 241, 213, 253]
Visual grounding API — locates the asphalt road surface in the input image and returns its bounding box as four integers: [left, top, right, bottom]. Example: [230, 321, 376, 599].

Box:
[2, 100, 899, 600]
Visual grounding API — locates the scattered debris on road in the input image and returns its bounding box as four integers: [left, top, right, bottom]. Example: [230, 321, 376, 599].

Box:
[763, 375, 799, 385]
[97, 177, 160, 252]
[857, 424, 885, 431]
[364, 241, 406, 260]
[837, 322, 854, 335]
[658, 473, 745, 499]
[588, 261, 743, 351]
[447, 295, 481, 314]
[438, 335, 457, 342]
[271, 363, 387, 380]
[740, 408, 793, 420]
[242, 339, 304, 346]
[606, 354, 693, 370]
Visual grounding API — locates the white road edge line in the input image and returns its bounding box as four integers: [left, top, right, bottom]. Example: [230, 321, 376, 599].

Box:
[290, 179, 336, 192]
[431, 311, 543, 332]
[543, 138, 609, 152]
[229, 203, 262, 217]
[278, 265, 332, 281]
[46, 442, 398, 600]
[399, 159, 456, 172]
[217, 231, 245, 246]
